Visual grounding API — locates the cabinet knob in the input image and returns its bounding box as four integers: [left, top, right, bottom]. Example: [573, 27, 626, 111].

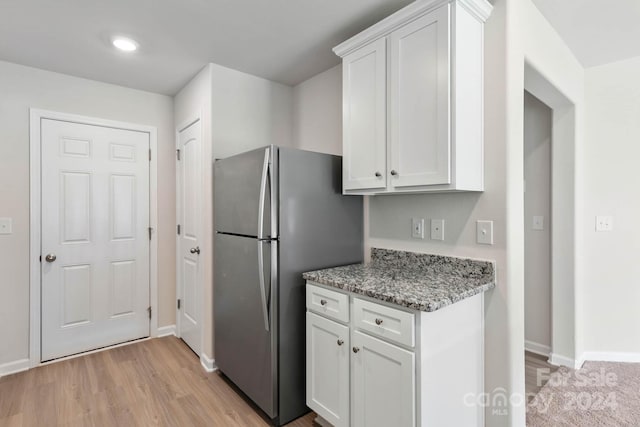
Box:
[390, 170, 398, 176]
[375, 318, 383, 325]
[375, 171, 382, 178]
[320, 299, 327, 306]
[337, 339, 344, 346]
[352, 347, 360, 353]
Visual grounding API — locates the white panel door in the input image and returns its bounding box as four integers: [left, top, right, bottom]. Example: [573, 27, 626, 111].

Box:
[342, 38, 388, 191]
[41, 119, 150, 361]
[352, 330, 415, 427]
[389, 5, 451, 188]
[306, 312, 350, 427]
[177, 119, 202, 355]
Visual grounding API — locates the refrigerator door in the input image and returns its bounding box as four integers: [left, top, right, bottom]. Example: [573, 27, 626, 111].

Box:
[214, 232, 277, 418]
[214, 146, 274, 239]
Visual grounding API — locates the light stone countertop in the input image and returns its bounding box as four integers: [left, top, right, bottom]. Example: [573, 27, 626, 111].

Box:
[302, 248, 495, 312]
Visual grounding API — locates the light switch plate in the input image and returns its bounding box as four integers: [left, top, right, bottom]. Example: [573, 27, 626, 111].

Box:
[477, 220, 494, 245]
[411, 218, 425, 239]
[533, 216, 544, 231]
[0, 218, 12, 235]
[431, 219, 444, 241]
[596, 216, 613, 232]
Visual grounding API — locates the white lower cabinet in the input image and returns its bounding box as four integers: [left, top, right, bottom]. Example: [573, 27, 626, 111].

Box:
[306, 282, 485, 427]
[306, 312, 350, 427]
[351, 330, 415, 427]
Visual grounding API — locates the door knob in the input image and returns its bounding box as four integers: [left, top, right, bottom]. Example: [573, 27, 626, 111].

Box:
[190, 247, 200, 255]
[390, 170, 398, 176]
[337, 339, 344, 346]
[352, 347, 360, 353]
[45, 254, 57, 263]
[375, 318, 384, 325]
[375, 171, 382, 178]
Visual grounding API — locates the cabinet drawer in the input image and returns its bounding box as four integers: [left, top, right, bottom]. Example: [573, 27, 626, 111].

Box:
[306, 283, 349, 323]
[352, 298, 415, 347]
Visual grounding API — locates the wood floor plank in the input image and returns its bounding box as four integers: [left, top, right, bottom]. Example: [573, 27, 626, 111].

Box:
[0, 337, 316, 427]
[525, 350, 558, 402]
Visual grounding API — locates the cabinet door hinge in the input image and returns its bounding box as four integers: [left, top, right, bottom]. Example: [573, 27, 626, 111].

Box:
[177, 224, 181, 235]
[176, 149, 181, 160]
[147, 306, 152, 319]
[148, 227, 153, 240]
[177, 299, 181, 310]
[39, 255, 42, 262]
[149, 149, 152, 161]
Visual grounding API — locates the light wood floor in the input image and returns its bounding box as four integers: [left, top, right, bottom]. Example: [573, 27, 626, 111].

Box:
[0, 337, 315, 426]
[525, 350, 558, 402]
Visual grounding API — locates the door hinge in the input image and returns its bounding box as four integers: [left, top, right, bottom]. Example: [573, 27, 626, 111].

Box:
[177, 224, 181, 235]
[148, 227, 153, 240]
[149, 149, 152, 161]
[147, 306, 152, 319]
[177, 299, 181, 310]
[176, 149, 181, 160]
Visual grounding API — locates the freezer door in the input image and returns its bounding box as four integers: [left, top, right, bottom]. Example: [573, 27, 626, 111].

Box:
[214, 233, 277, 418]
[214, 146, 275, 239]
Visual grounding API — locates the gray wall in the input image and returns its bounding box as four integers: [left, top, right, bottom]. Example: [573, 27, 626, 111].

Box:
[523, 91, 552, 353]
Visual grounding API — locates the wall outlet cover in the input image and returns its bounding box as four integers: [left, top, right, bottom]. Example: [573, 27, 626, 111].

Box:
[430, 219, 444, 241]
[411, 217, 425, 239]
[476, 220, 494, 245]
[0, 218, 12, 235]
[595, 216, 613, 232]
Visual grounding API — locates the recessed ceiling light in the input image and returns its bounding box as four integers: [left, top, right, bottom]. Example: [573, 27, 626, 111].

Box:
[112, 37, 139, 52]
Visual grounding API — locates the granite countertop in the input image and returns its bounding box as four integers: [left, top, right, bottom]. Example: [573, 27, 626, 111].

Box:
[302, 248, 495, 312]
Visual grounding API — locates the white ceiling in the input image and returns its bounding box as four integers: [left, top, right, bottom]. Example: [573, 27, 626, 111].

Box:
[0, 0, 413, 95]
[532, 0, 640, 68]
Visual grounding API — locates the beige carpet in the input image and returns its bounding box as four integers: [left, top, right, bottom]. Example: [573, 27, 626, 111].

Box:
[527, 361, 640, 426]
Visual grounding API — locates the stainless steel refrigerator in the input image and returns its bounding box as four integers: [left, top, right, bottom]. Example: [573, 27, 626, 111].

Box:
[213, 145, 363, 425]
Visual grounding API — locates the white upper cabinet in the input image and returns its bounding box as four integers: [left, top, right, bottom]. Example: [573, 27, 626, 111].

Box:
[342, 38, 387, 191]
[334, 0, 493, 194]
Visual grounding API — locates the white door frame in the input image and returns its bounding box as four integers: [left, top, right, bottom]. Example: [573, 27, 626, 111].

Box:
[29, 108, 159, 368]
[175, 113, 204, 357]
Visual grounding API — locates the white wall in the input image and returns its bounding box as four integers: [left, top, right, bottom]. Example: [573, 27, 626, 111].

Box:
[0, 60, 175, 367]
[582, 56, 640, 356]
[523, 91, 552, 354]
[175, 63, 293, 359]
[292, 65, 342, 155]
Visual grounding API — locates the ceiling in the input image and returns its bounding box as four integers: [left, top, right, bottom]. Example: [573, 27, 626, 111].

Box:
[0, 0, 412, 95]
[532, 0, 640, 68]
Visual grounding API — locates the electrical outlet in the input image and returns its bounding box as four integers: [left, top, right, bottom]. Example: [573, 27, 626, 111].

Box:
[411, 218, 425, 239]
[430, 219, 444, 241]
[596, 216, 613, 232]
[0, 218, 12, 235]
[476, 220, 494, 245]
[533, 216, 544, 231]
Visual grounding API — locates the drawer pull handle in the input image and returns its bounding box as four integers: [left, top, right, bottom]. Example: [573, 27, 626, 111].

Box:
[375, 318, 384, 325]
[352, 347, 360, 353]
[337, 339, 344, 346]
[320, 299, 328, 306]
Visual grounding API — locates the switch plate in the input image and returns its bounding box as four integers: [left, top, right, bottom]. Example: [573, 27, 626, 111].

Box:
[476, 220, 494, 245]
[430, 219, 445, 241]
[533, 216, 544, 231]
[596, 216, 613, 232]
[411, 218, 425, 239]
[0, 218, 12, 235]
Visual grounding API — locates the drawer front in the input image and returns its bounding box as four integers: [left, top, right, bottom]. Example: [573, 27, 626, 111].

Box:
[352, 297, 415, 347]
[306, 283, 349, 323]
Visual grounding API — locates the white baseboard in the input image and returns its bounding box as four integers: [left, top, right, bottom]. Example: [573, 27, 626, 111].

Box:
[549, 352, 582, 369]
[580, 351, 640, 364]
[157, 325, 176, 337]
[0, 358, 30, 377]
[200, 353, 218, 372]
[525, 340, 551, 357]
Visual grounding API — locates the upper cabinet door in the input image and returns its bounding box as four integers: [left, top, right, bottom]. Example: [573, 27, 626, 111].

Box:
[389, 6, 451, 188]
[342, 38, 387, 191]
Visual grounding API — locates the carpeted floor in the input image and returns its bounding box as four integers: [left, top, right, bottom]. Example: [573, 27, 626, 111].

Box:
[527, 361, 640, 426]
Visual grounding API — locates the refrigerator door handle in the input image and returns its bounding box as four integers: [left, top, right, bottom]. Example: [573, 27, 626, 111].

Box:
[257, 147, 270, 240]
[257, 240, 270, 332]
